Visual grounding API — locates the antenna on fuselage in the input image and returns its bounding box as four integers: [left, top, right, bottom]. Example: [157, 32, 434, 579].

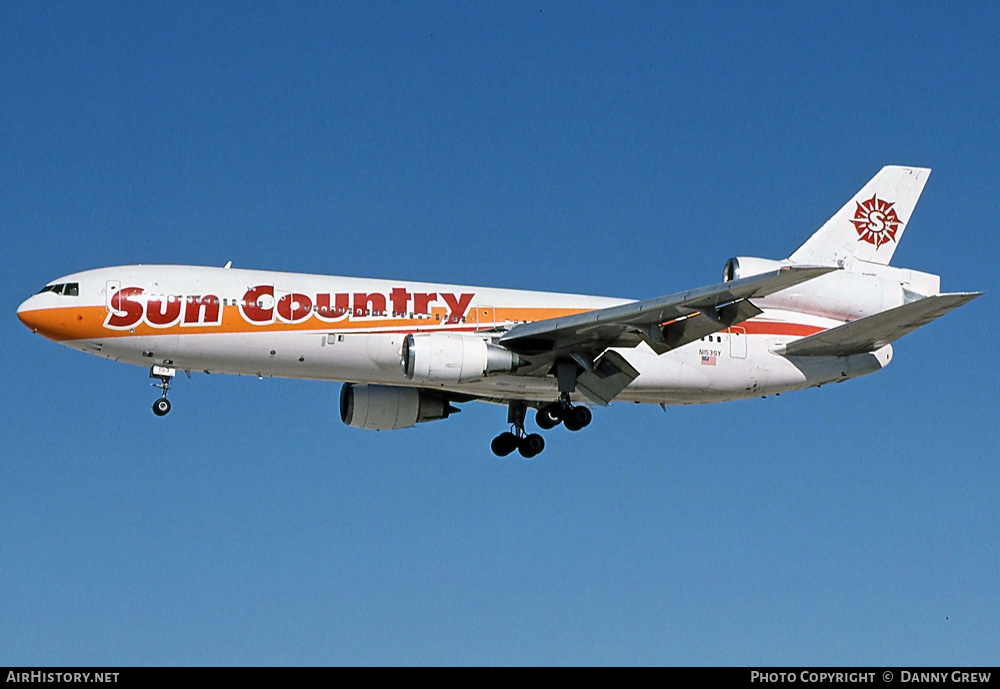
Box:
[223, 261, 232, 269]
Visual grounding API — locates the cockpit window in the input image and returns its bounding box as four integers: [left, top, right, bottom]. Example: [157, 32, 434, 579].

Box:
[36, 282, 79, 296]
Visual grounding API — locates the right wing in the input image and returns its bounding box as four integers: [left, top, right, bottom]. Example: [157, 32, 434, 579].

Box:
[496, 265, 835, 405]
[499, 265, 837, 359]
[779, 292, 982, 357]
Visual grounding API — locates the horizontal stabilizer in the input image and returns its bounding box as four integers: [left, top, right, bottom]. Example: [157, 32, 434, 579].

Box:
[780, 293, 982, 357]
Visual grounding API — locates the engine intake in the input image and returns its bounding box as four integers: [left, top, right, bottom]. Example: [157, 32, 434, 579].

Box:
[401, 333, 520, 384]
[340, 384, 457, 431]
[723, 256, 783, 283]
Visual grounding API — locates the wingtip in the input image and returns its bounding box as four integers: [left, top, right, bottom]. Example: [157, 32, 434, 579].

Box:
[940, 290, 984, 301]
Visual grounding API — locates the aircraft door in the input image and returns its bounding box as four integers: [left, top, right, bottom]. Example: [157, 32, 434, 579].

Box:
[105, 280, 121, 311]
[729, 327, 747, 359]
[471, 306, 496, 331]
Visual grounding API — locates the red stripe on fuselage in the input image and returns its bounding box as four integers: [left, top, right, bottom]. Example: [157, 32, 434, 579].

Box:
[726, 321, 826, 337]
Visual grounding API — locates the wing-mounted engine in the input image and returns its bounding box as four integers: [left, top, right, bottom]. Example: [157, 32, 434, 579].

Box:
[340, 383, 459, 430]
[401, 333, 520, 384]
[723, 256, 908, 321]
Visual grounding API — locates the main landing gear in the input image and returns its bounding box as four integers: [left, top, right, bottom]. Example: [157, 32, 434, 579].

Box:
[150, 365, 176, 416]
[534, 393, 593, 432]
[490, 395, 594, 458]
[491, 401, 545, 459]
[491, 430, 545, 459]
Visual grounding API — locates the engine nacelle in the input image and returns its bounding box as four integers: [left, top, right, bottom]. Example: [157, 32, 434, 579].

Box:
[339, 383, 456, 431]
[723, 256, 784, 283]
[722, 256, 905, 321]
[401, 333, 519, 384]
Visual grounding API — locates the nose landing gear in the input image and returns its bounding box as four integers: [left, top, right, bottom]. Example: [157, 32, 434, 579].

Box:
[150, 365, 175, 416]
[152, 397, 171, 416]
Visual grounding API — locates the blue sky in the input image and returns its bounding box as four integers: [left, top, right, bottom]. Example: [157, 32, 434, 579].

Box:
[2, 2, 997, 666]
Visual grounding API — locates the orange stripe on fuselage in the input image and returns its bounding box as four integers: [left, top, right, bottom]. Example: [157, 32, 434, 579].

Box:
[20, 304, 830, 343]
[18, 305, 592, 342]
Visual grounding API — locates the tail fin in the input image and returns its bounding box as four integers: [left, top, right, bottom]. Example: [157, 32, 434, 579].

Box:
[788, 165, 931, 267]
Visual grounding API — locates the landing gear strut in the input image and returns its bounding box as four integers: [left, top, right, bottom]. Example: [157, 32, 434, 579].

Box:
[492, 400, 545, 458]
[150, 365, 176, 416]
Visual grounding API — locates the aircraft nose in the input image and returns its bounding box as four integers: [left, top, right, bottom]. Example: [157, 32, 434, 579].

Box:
[17, 296, 41, 333]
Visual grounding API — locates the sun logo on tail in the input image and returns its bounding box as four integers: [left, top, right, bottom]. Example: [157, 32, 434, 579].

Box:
[851, 195, 903, 248]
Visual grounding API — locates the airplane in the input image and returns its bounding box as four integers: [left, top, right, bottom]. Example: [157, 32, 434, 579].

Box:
[16, 166, 981, 458]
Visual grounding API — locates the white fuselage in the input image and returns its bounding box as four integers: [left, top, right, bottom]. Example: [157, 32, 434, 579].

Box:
[16, 264, 892, 406]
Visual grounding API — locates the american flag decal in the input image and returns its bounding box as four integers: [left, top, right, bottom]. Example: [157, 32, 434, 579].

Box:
[701, 354, 717, 366]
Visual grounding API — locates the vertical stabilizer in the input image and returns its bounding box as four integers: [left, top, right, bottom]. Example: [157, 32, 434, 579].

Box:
[789, 166, 930, 267]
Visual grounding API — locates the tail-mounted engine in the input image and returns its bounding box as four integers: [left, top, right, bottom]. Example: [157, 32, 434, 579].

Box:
[401, 333, 520, 384]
